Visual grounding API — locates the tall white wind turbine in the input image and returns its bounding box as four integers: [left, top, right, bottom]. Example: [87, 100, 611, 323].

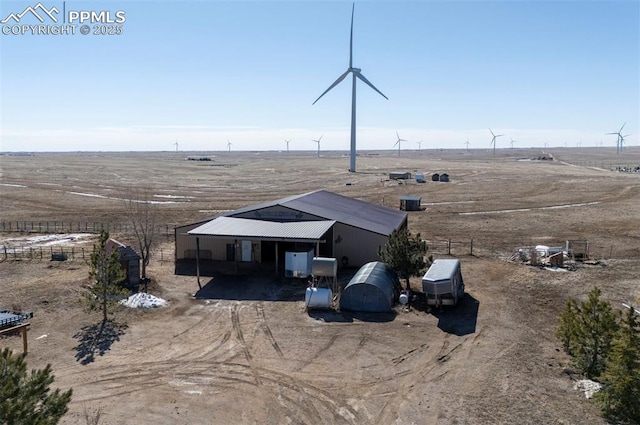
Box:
[312, 135, 323, 158]
[606, 123, 627, 154]
[489, 129, 503, 155]
[313, 3, 388, 172]
[284, 139, 291, 153]
[393, 131, 406, 156]
[226, 138, 232, 152]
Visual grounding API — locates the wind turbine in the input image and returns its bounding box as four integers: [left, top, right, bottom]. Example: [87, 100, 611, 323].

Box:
[226, 138, 232, 152]
[311, 135, 323, 158]
[312, 3, 388, 172]
[284, 139, 291, 153]
[488, 129, 503, 155]
[510, 138, 517, 149]
[393, 131, 406, 156]
[173, 139, 178, 152]
[606, 123, 626, 154]
[465, 138, 470, 151]
[416, 140, 423, 151]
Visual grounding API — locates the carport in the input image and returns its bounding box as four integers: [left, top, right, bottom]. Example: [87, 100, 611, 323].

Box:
[188, 217, 335, 288]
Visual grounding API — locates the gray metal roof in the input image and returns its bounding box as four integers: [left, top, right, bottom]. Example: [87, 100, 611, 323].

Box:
[226, 190, 406, 236]
[422, 259, 460, 282]
[188, 217, 335, 242]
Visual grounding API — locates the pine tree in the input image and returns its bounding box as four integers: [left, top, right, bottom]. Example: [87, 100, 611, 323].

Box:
[572, 287, 619, 378]
[596, 306, 640, 423]
[0, 348, 72, 424]
[85, 230, 129, 322]
[378, 227, 428, 291]
[556, 298, 580, 354]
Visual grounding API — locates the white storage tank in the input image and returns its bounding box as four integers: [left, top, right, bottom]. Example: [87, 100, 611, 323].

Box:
[305, 287, 333, 309]
[312, 257, 337, 277]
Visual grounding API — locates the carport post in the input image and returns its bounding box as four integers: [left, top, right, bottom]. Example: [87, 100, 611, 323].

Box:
[195, 237, 201, 290]
[275, 241, 279, 274]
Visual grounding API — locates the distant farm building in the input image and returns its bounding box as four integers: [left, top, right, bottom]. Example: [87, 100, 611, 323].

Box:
[399, 195, 421, 211]
[431, 173, 440, 181]
[175, 190, 408, 276]
[105, 239, 141, 289]
[340, 262, 399, 312]
[439, 173, 450, 182]
[389, 171, 412, 180]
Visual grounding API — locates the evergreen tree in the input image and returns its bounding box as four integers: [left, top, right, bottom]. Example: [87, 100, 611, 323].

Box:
[556, 298, 580, 354]
[0, 348, 72, 424]
[378, 227, 428, 291]
[596, 306, 640, 423]
[85, 230, 129, 322]
[573, 287, 619, 378]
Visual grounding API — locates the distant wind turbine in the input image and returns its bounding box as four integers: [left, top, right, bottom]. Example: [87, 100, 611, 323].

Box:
[393, 131, 406, 156]
[312, 135, 323, 158]
[465, 138, 470, 151]
[416, 140, 423, 151]
[173, 139, 178, 152]
[284, 139, 291, 153]
[226, 138, 232, 152]
[489, 129, 503, 155]
[606, 123, 626, 154]
[510, 138, 517, 149]
[313, 3, 388, 172]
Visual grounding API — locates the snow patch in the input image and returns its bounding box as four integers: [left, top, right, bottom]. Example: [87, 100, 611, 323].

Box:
[574, 379, 602, 399]
[119, 293, 167, 308]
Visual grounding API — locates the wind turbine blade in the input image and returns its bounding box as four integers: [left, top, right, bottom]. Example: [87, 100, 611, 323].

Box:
[396, 131, 400, 140]
[349, 3, 354, 69]
[312, 70, 350, 105]
[355, 72, 388, 100]
[489, 128, 495, 137]
[605, 132, 618, 135]
[496, 134, 504, 137]
[393, 141, 399, 147]
[319, 135, 323, 142]
[619, 122, 626, 133]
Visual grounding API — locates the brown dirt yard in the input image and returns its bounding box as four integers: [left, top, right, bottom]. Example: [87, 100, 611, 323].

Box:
[1, 148, 640, 425]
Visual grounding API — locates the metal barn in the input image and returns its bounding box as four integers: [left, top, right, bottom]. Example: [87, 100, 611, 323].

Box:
[175, 190, 408, 273]
[340, 262, 398, 312]
[399, 195, 421, 211]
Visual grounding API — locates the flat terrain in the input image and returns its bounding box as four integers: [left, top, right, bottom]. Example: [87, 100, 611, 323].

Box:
[1, 147, 640, 424]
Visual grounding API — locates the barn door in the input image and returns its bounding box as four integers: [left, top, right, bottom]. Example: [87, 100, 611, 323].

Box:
[241, 240, 252, 262]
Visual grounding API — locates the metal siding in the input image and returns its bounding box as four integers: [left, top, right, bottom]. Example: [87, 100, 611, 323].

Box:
[333, 223, 387, 267]
[175, 222, 206, 260]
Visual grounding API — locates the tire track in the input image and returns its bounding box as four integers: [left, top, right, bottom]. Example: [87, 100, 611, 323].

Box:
[255, 303, 284, 357]
[231, 304, 262, 385]
[294, 333, 340, 372]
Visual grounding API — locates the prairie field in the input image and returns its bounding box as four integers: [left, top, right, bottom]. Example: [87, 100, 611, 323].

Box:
[1, 147, 640, 425]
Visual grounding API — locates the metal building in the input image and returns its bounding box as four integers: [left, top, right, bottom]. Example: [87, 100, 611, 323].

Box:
[175, 190, 408, 274]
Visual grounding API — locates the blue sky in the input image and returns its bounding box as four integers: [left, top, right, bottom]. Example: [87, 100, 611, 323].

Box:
[1, 0, 638, 152]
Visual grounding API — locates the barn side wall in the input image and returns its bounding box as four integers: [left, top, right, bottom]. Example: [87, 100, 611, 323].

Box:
[332, 223, 388, 268]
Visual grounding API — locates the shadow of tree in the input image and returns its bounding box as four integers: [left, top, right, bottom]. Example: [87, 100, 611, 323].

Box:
[73, 319, 128, 365]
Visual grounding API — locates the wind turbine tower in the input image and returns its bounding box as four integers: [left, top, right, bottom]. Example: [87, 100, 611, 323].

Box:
[313, 3, 388, 172]
[393, 131, 406, 156]
[226, 138, 232, 152]
[510, 138, 517, 149]
[606, 123, 626, 154]
[416, 140, 423, 151]
[284, 139, 291, 153]
[488, 129, 503, 155]
[465, 138, 470, 151]
[312, 135, 323, 158]
[173, 139, 179, 152]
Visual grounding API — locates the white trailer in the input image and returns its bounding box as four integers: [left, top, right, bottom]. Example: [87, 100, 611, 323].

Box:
[421, 259, 465, 307]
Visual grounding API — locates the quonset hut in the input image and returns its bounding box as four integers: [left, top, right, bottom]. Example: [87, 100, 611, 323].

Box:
[340, 262, 399, 312]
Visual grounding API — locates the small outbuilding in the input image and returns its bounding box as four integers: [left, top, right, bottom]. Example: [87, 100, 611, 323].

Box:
[340, 262, 399, 312]
[431, 173, 440, 182]
[439, 173, 450, 182]
[389, 171, 412, 180]
[106, 239, 141, 289]
[399, 195, 422, 211]
[421, 259, 464, 307]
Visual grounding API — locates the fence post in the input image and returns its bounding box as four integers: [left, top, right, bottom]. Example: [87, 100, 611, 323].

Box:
[470, 239, 474, 256]
[447, 239, 451, 255]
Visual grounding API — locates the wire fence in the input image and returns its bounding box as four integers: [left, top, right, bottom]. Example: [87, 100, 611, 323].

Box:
[0, 221, 174, 237]
[0, 245, 170, 263]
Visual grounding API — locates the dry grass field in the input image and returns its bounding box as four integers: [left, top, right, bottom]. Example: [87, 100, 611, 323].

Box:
[1, 147, 640, 425]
